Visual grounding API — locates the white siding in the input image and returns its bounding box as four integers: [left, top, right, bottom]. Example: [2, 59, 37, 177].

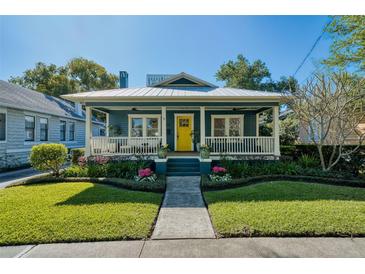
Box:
[0, 107, 103, 168]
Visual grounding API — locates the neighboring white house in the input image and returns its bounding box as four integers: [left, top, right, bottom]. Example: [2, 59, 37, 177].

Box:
[0, 80, 105, 169]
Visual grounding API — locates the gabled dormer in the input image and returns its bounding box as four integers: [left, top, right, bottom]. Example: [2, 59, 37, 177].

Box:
[151, 72, 217, 88]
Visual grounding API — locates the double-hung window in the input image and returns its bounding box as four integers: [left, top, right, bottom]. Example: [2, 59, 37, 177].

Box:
[0, 111, 6, 141]
[129, 115, 161, 137]
[60, 120, 66, 141]
[25, 115, 35, 141]
[211, 115, 243, 137]
[69, 122, 75, 141]
[40, 118, 48, 141]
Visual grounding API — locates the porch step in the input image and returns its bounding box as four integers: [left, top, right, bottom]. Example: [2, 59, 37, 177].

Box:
[166, 171, 201, 177]
[166, 158, 200, 176]
[167, 166, 200, 172]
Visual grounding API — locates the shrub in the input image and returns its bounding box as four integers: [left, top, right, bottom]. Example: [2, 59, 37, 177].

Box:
[298, 154, 320, 168]
[30, 144, 68, 176]
[63, 165, 88, 177]
[71, 148, 85, 165]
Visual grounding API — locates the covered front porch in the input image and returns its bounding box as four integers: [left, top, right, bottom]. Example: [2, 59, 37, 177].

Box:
[84, 103, 281, 159]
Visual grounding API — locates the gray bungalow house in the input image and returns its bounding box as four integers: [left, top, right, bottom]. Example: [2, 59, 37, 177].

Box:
[0, 80, 105, 169]
[62, 72, 283, 174]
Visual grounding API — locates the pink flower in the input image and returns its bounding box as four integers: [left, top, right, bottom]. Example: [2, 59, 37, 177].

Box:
[78, 156, 87, 167]
[212, 166, 226, 174]
[138, 168, 153, 177]
[95, 156, 109, 165]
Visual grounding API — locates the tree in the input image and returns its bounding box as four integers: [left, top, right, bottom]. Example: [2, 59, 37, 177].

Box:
[216, 54, 298, 92]
[285, 72, 365, 171]
[323, 16, 365, 72]
[216, 54, 271, 90]
[279, 114, 299, 145]
[9, 58, 118, 97]
[67, 58, 118, 91]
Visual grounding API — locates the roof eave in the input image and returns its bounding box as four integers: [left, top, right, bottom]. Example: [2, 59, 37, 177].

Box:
[61, 95, 284, 103]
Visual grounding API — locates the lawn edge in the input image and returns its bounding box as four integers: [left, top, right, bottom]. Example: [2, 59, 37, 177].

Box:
[202, 174, 365, 191]
[7, 175, 166, 193]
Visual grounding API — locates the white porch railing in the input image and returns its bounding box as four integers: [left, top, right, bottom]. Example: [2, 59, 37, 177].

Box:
[205, 136, 275, 155]
[90, 136, 162, 156]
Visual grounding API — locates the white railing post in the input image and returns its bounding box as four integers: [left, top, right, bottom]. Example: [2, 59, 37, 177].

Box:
[85, 106, 92, 157]
[200, 106, 206, 145]
[161, 106, 167, 146]
[273, 106, 281, 157]
[105, 112, 110, 137]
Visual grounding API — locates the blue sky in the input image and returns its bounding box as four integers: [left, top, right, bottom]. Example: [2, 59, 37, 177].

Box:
[0, 16, 332, 88]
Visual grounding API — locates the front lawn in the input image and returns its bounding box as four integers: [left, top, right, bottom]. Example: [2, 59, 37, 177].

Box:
[0, 182, 162, 245]
[204, 181, 365, 237]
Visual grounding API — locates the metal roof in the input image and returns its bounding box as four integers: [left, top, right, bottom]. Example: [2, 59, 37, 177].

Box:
[0, 80, 102, 123]
[62, 86, 283, 102]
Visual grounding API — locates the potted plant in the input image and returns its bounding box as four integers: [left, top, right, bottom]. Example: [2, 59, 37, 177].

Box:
[158, 144, 169, 159]
[200, 144, 210, 159]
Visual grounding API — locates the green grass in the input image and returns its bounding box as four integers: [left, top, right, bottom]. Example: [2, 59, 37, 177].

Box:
[204, 181, 365, 237]
[0, 182, 162, 245]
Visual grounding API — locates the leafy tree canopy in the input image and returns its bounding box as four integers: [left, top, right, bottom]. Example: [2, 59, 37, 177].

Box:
[323, 16, 365, 72]
[9, 57, 118, 97]
[216, 54, 298, 92]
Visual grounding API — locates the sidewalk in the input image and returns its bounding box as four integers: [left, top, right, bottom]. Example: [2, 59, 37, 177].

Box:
[2, 238, 365, 258]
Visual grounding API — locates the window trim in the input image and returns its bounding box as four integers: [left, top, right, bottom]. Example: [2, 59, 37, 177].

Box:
[69, 121, 75, 141]
[0, 108, 7, 143]
[39, 117, 49, 142]
[25, 115, 36, 142]
[211, 115, 244, 137]
[128, 114, 161, 138]
[60, 120, 67, 141]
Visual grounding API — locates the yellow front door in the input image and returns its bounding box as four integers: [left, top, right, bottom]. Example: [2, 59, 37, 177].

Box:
[176, 115, 193, 151]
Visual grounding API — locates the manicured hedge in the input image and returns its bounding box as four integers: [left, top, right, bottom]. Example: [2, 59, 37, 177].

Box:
[201, 174, 365, 191]
[280, 144, 365, 159]
[280, 144, 365, 175]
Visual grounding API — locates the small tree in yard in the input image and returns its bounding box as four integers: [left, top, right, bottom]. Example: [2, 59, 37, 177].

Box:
[285, 72, 365, 171]
[30, 144, 68, 176]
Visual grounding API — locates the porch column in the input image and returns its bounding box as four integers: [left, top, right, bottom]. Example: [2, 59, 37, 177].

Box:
[273, 105, 280, 157]
[105, 112, 110, 137]
[85, 106, 92, 157]
[200, 106, 206, 145]
[161, 106, 167, 145]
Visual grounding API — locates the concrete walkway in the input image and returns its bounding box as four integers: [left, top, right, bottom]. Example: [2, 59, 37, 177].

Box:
[151, 176, 215, 239]
[2, 238, 365, 258]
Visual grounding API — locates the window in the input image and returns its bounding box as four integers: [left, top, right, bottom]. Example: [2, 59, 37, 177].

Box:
[129, 115, 161, 137]
[69, 122, 75, 141]
[0, 112, 5, 141]
[146, 117, 159, 137]
[60, 120, 66, 141]
[211, 115, 243, 137]
[99, 128, 106, 136]
[40, 118, 48, 141]
[25, 115, 35, 141]
[131, 117, 143, 137]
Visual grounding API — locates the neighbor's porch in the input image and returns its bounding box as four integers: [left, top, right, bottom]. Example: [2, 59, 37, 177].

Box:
[84, 103, 280, 158]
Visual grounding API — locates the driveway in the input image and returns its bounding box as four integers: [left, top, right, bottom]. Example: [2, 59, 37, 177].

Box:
[0, 168, 46, 189]
[2, 238, 365, 258]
